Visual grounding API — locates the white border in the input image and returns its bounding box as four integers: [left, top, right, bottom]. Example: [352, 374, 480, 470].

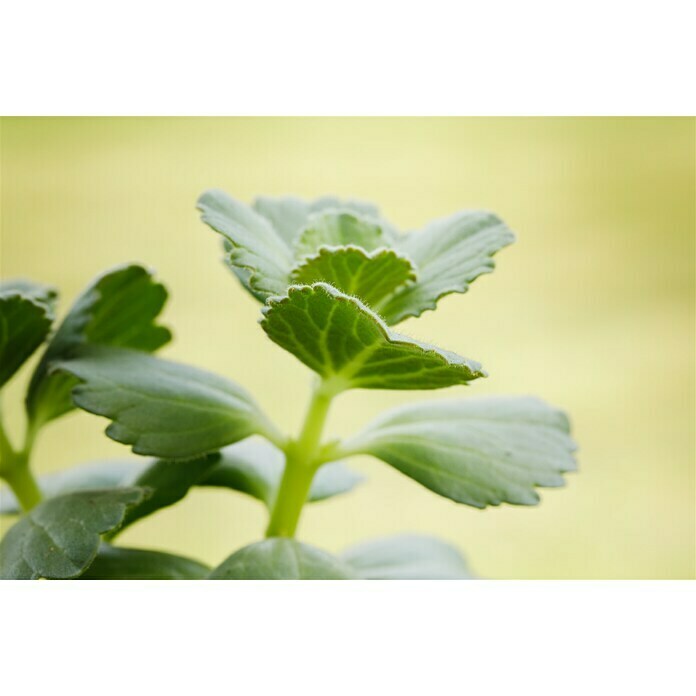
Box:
[1, 1, 695, 114]
[2, 581, 695, 694]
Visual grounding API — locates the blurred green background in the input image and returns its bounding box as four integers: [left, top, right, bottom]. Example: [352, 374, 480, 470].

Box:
[1, 117, 693, 579]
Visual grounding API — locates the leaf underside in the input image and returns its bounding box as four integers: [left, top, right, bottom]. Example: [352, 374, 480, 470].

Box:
[261, 283, 486, 391]
[200, 437, 364, 507]
[55, 345, 272, 458]
[342, 396, 577, 508]
[341, 534, 473, 579]
[0, 488, 147, 579]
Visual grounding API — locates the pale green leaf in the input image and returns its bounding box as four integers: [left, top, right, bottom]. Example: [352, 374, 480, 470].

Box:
[0, 291, 54, 388]
[261, 283, 486, 391]
[80, 544, 210, 580]
[208, 538, 354, 579]
[253, 195, 380, 246]
[197, 189, 295, 299]
[26, 264, 170, 427]
[291, 246, 416, 308]
[0, 279, 57, 309]
[200, 437, 364, 507]
[294, 211, 387, 260]
[380, 211, 515, 324]
[339, 396, 577, 508]
[0, 488, 147, 579]
[341, 534, 474, 579]
[55, 345, 278, 458]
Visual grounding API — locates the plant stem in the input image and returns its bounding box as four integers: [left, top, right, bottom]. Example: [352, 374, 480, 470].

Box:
[0, 406, 42, 513]
[2, 455, 42, 512]
[266, 381, 334, 538]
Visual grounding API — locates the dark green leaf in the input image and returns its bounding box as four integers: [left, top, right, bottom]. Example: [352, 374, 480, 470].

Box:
[197, 190, 295, 299]
[208, 538, 354, 579]
[291, 247, 416, 309]
[80, 544, 209, 579]
[0, 290, 55, 388]
[200, 438, 364, 507]
[339, 396, 577, 508]
[0, 488, 147, 579]
[55, 345, 279, 458]
[261, 283, 486, 392]
[341, 534, 474, 579]
[0, 459, 143, 515]
[380, 211, 515, 324]
[26, 264, 171, 427]
[110, 454, 220, 537]
[253, 195, 380, 246]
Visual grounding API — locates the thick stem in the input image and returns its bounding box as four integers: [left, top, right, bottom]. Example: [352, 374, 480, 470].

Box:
[266, 383, 334, 538]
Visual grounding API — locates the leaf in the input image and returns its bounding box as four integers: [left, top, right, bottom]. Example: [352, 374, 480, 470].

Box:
[208, 538, 354, 579]
[79, 544, 209, 580]
[380, 210, 515, 324]
[26, 264, 171, 427]
[261, 283, 486, 392]
[110, 454, 221, 537]
[293, 212, 387, 259]
[0, 290, 54, 389]
[341, 534, 474, 579]
[197, 189, 295, 299]
[291, 246, 416, 308]
[0, 488, 147, 579]
[253, 195, 380, 246]
[0, 279, 57, 309]
[1, 454, 222, 535]
[200, 437, 364, 507]
[339, 396, 577, 508]
[0, 459, 143, 515]
[55, 345, 279, 458]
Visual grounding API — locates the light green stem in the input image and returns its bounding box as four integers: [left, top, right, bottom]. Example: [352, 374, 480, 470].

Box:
[266, 382, 334, 538]
[0, 408, 42, 513]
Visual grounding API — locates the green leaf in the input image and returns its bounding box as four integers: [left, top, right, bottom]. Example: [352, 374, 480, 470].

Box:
[0, 279, 57, 309]
[293, 212, 386, 259]
[55, 345, 278, 458]
[380, 211, 515, 324]
[261, 283, 486, 392]
[253, 195, 380, 246]
[291, 246, 416, 308]
[208, 538, 354, 579]
[341, 534, 474, 579]
[197, 190, 295, 299]
[79, 544, 209, 579]
[110, 454, 220, 537]
[339, 396, 577, 508]
[0, 488, 147, 579]
[26, 264, 171, 427]
[0, 290, 54, 389]
[200, 437, 364, 507]
[0, 459, 143, 515]
[1, 454, 221, 535]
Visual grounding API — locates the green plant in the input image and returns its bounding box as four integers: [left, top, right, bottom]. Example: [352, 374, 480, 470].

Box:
[0, 193, 577, 579]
